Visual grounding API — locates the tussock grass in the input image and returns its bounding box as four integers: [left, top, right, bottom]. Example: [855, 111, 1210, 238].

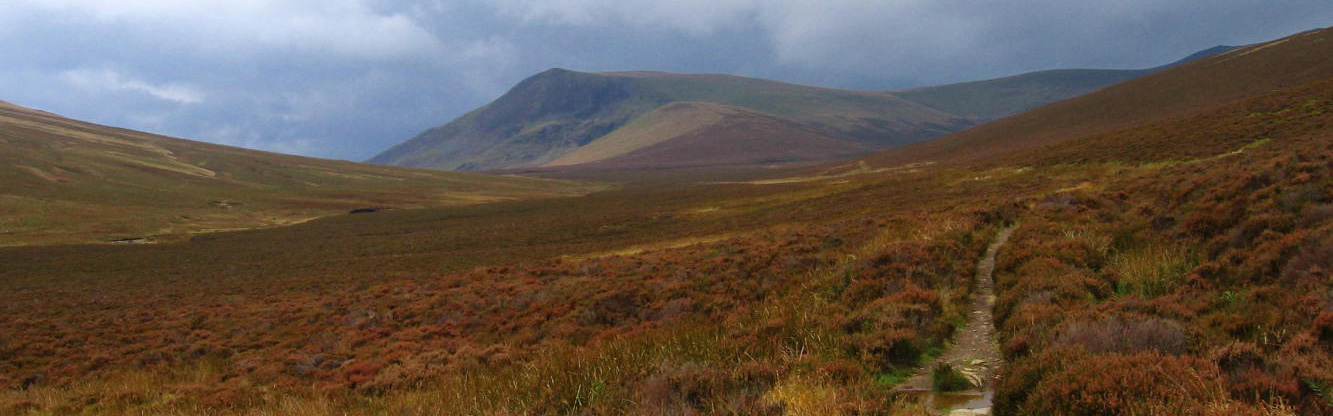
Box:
[1110, 243, 1197, 298]
[1059, 225, 1112, 257]
[763, 375, 840, 416]
[930, 363, 973, 392]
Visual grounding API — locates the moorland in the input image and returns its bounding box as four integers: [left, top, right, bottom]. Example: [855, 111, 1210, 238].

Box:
[0, 27, 1330, 416]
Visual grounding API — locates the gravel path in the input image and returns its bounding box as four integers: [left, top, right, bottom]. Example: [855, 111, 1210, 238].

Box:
[897, 226, 1016, 414]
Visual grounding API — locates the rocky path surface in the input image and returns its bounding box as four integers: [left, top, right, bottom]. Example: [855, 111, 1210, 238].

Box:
[897, 226, 1016, 415]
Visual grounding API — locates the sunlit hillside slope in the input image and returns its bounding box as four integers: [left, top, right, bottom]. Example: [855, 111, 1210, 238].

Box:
[0, 102, 597, 246]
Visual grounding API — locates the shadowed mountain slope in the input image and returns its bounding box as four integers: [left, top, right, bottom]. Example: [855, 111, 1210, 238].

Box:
[369, 69, 969, 171]
[889, 45, 1236, 122]
[371, 46, 1234, 174]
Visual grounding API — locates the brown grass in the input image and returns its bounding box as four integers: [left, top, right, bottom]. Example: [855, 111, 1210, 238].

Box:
[3, 27, 1332, 416]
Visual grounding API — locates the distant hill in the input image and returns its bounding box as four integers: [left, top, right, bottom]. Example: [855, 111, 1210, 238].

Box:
[372, 46, 1235, 173]
[853, 29, 1332, 171]
[888, 46, 1236, 122]
[369, 69, 969, 171]
[0, 101, 596, 246]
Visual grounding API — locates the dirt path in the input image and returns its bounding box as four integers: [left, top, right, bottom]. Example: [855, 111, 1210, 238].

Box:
[897, 226, 1016, 414]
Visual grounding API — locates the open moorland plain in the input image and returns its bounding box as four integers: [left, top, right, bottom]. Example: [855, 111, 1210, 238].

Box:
[1, 27, 1331, 416]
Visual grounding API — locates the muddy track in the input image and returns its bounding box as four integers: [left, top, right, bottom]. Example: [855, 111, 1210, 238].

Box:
[897, 226, 1016, 414]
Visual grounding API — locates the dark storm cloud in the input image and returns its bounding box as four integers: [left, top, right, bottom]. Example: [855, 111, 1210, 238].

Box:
[0, 1, 1328, 160]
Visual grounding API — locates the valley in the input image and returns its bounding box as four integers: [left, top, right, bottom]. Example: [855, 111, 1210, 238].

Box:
[0, 24, 1330, 416]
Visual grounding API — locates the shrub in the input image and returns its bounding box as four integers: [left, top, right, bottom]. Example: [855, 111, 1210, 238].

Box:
[1280, 230, 1332, 286]
[856, 329, 924, 372]
[635, 362, 781, 416]
[736, 361, 784, 389]
[1007, 349, 1230, 415]
[931, 363, 973, 392]
[815, 360, 864, 385]
[1313, 312, 1333, 346]
[337, 359, 386, 389]
[1056, 318, 1188, 355]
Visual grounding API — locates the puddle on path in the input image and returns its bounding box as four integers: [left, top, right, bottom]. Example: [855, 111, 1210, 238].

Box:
[899, 389, 991, 412]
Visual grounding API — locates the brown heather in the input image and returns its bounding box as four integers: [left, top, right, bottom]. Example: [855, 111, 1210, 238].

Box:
[1, 27, 1332, 416]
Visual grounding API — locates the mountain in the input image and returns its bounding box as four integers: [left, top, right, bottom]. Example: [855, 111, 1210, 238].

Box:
[888, 45, 1237, 122]
[0, 100, 596, 246]
[369, 69, 970, 171]
[852, 29, 1333, 171]
[372, 47, 1234, 173]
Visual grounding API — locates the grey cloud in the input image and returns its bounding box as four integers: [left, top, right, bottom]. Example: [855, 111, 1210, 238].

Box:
[481, 0, 1333, 85]
[61, 68, 205, 104]
[487, 0, 761, 35]
[19, 1, 444, 61]
[0, 1, 1329, 161]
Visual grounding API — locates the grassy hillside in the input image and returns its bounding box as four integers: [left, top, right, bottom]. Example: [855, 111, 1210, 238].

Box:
[369, 69, 968, 171]
[543, 102, 873, 170]
[544, 102, 730, 167]
[856, 28, 1333, 171]
[891, 68, 1147, 122]
[611, 71, 967, 145]
[0, 102, 598, 246]
[988, 76, 1333, 416]
[889, 45, 1236, 122]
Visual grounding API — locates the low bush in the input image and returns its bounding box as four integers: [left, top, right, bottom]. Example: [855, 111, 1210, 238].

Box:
[931, 363, 972, 392]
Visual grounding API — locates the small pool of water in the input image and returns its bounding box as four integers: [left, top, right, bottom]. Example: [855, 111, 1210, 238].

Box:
[899, 389, 993, 412]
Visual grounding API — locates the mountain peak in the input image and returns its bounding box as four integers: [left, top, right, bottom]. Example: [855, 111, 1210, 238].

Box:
[369, 70, 965, 171]
[369, 44, 1240, 173]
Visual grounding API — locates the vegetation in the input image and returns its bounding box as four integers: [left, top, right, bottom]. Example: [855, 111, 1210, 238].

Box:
[1, 24, 1330, 416]
[541, 102, 874, 170]
[931, 364, 973, 392]
[369, 68, 970, 171]
[887, 45, 1235, 122]
[0, 102, 598, 247]
[857, 28, 1333, 172]
[1, 206, 1005, 415]
[989, 78, 1333, 415]
[375, 45, 1233, 173]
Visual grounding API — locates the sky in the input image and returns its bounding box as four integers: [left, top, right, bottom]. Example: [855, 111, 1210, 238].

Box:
[1, 1, 1329, 161]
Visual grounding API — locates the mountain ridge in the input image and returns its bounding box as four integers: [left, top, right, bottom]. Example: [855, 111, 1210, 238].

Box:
[886, 45, 1237, 122]
[851, 27, 1332, 171]
[368, 69, 969, 171]
[371, 45, 1237, 172]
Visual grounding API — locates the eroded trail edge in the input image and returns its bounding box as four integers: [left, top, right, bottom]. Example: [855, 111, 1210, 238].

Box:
[897, 225, 1016, 413]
